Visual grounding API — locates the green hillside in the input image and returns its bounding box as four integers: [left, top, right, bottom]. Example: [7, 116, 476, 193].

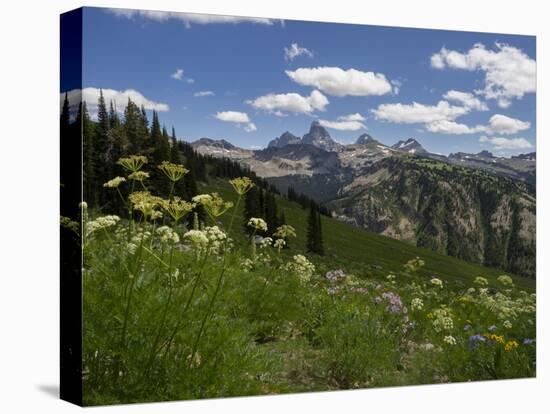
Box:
[204, 178, 535, 291]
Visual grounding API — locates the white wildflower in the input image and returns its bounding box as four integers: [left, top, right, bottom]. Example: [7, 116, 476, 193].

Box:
[443, 335, 457, 346]
[85, 215, 120, 237]
[183, 230, 209, 250]
[259, 237, 273, 249]
[156, 226, 180, 244]
[248, 217, 268, 232]
[430, 278, 443, 288]
[411, 298, 424, 311]
[103, 176, 126, 188]
[474, 276, 489, 287]
[274, 238, 286, 250]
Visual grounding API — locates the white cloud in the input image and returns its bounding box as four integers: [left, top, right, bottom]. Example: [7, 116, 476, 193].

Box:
[62, 87, 170, 114]
[214, 111, 256, 132]
[337, 113, 366, 122]
[244, 123, 257, 132]
[391, 80, 402, 95]
[479, 136, 533, 150]
[246, 90, 329, 114]
[443, 90, 488, 111]
[108, 8, 278, 27]
[425, 113, 531, 136]
[171, 68, 194, 83]
[171, 69, 184, 80]
[372, 100, 469, 124]
[431, 43, 536, 106]
[194, 91, 215, 97]
[485, 114, 530, 135]
[425, 120, 481, 135]
[286, 66, 393, 97]
[319, 119, 366, 131]
[215, 111, 250, 123]
[284, 43, 314, 61]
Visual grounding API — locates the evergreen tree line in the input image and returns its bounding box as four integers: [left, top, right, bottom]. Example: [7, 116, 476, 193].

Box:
[286, 187, 331, 217]
[243, 186, 285, 236]
[306, 200, 325, 255]
[61, 90, 326, 248]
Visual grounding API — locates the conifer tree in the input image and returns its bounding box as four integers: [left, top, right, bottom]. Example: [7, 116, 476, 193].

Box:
[109, 101, 120, 129]
[306, 201, 324, 255]
[95, 89, 111, 204]
[265, 191, 279, 233]
[316, 208, 325, 255]
[169, 127, 188, 199]
[60, 92, 70, 131]
[244, 186, 261, 234]
[124, 98, 145, 154]
[306, 201, 317, 253]
[82, 101, 97, 205]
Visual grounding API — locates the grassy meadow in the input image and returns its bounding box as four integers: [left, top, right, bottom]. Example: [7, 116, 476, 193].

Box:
[75, 156, 536, 405]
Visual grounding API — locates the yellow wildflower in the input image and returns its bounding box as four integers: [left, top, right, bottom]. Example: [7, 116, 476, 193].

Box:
[128, 171, 150, 181]
[162, 197, 194, 222]
[117, 155, 148, 172]
[229, 177, 255, 196]
[158, 161, 188, 182]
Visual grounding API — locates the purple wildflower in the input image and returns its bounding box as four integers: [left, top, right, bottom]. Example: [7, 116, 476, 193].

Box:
[325, 269, 347, 283]
[382, 291, 404, 314]
[327, 286, 341, 296]
[468, 334, 486, 350]
[523, 338, 536, 345]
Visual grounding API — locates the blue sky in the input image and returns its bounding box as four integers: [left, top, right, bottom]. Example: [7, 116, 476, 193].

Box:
[70, 7, 536, 156]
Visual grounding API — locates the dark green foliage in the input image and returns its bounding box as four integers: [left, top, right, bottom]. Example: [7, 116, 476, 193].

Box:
[123, 99, 146, 154]
[82, 102, 97, 206]
[306, 201, 324, 255]
[329, 156, 535, 278]
[243, 186, 262, 234]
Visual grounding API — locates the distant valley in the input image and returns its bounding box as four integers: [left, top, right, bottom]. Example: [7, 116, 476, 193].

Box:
[190, 121, 536, 277]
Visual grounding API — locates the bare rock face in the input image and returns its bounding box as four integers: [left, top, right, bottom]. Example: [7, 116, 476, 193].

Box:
[391, 138, 427, 154]
[189, 128, 536, 277]
[268, 131, 301, 148]
[301, 121, 342, 153]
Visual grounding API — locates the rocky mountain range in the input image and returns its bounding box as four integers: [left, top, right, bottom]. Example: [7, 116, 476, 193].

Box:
[191, 122, 536, 277]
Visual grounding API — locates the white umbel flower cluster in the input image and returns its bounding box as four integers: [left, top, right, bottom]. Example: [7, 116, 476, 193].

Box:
[156, 226, 180, 244]
[86, 215, 120, 237]
[430, 278, 443, 288]
[259, 237, 273, 249]
[288, 254, 315, 283]
[432, 307, 454, 332]
[204, 226, 228, 254]
[103, 176, 126, 188]
[183, 230, 209, 250]
[247, 217, 268, 232]
[411, 298, 424, 311]
[443, 335, 457, 346]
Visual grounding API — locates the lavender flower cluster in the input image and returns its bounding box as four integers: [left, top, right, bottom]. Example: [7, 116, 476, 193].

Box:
[381, 291, 407, 314]
[325, 269, 347, 283]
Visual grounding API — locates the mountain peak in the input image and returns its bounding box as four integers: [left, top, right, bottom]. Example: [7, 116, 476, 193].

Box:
[512, 152, 536, 161]
[392, 138, 427, 154]
[477, 150, 495, 158]
[268, 131, 301, 148]
[302, 121, 341, 152]
[355, 133, 377, 145]
[192, 137, 236, 150]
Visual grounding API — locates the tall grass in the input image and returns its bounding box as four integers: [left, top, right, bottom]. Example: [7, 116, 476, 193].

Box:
[75, 156, 536, 405]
